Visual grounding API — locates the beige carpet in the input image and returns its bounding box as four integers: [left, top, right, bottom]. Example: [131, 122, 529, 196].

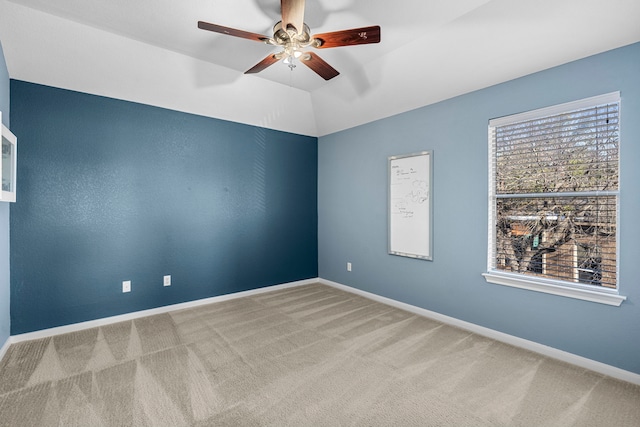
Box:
[0, 283, 639, 426]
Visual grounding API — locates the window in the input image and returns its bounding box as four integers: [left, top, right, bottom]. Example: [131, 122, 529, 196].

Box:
[483, 92, 626, 306]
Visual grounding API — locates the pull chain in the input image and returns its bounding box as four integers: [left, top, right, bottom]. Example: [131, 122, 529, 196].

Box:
[288, 60, 295, 87]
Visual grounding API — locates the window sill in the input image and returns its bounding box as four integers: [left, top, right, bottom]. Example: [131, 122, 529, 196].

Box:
[482, 272, 626, 306]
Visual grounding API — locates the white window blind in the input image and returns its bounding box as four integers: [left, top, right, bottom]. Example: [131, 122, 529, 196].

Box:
[485, 93, 624, 305]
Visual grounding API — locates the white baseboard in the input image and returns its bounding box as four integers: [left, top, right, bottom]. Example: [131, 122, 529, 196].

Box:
[319, 278, 640, 386]
[10, 278, 318, 344]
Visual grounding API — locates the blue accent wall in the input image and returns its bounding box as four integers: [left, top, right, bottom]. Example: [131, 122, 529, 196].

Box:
[0, 40, 10, 348]
[10, 80, 318, 334]
[318, 42, 640, 374]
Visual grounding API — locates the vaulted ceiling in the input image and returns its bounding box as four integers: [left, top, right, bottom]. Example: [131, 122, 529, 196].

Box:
[1, 0, 639, 136]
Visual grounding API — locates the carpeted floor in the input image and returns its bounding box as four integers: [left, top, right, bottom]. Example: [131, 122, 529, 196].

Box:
[0, 283, 639, 426]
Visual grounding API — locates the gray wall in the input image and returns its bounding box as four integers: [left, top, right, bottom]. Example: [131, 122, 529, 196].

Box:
[318, 42, 640, 374]
[0, 39, 10, 349]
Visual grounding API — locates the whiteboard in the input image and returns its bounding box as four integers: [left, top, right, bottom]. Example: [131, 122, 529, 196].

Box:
[388, 151, 433, 260]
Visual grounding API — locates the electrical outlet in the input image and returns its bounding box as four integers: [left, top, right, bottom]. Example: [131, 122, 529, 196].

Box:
[122, 280, 131, 293]
[347, 262, 352, 272]
[163, 275, 171, 287]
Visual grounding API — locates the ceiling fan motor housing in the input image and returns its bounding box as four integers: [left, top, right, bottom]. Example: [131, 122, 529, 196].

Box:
[272, 21, 312, 46]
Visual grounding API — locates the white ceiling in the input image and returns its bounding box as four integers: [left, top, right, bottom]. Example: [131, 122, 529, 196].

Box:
[0, 0, 639, 136]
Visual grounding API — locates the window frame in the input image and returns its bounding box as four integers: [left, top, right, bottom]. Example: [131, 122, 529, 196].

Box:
[483, 92, 626, 306]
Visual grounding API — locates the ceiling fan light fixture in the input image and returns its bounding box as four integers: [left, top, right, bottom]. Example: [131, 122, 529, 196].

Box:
[282, 42, 304, 69]
[283, 46, 303, 69]
[284, 45, 303, 58]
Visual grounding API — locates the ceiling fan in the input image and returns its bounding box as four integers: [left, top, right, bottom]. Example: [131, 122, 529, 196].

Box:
[198, 0, 381, 81]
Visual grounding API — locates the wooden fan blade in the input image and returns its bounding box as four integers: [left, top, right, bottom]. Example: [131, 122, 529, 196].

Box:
[245, 54, 281, 74]
[281, 0, 305, 35]
[313, 26, 380, 48]
[299, 53, 339, 80]
[198, 21, 269, 43]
